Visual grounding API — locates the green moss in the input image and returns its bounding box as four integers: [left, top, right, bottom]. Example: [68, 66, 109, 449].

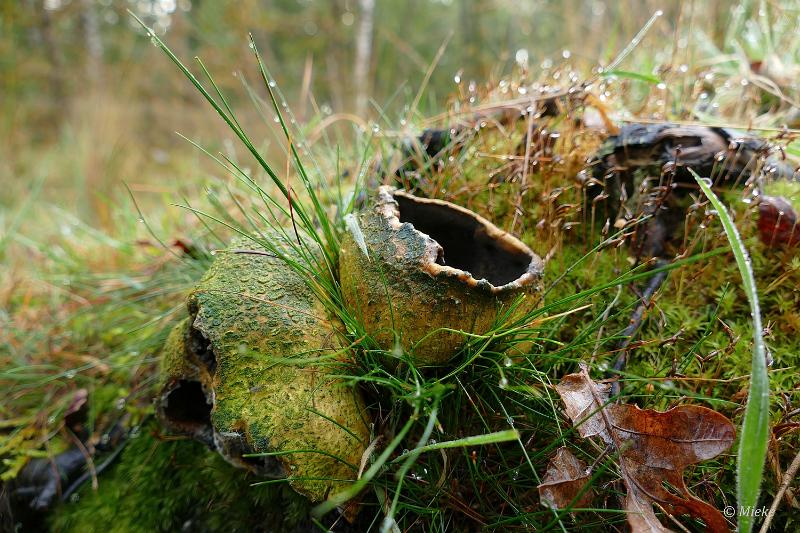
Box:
[764, 179, 800, 210]
[49, 421, 312, 533]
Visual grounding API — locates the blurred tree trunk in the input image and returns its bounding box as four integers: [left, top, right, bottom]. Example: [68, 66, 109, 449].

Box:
[325, 1, 346, 113]
[79, 0, 103, 83]
[354, 0, 375, 117]
[30, 0, 65, 112]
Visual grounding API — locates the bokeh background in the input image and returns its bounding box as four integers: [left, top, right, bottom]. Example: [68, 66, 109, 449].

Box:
[2, 0, 748, 229]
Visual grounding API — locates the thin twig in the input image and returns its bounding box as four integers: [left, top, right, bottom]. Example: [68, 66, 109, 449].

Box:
[758, 447, 800, 533]
[610, 258, 670, 395]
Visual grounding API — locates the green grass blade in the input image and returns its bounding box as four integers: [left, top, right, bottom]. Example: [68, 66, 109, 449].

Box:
[390, 429, 520, 463]
[311, 415, 416, 518]
[599, 70, 661, 84]
[692, 170, 769, 533]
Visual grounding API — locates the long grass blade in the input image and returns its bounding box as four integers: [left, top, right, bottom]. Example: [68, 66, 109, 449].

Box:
[692, 170, 769, 533]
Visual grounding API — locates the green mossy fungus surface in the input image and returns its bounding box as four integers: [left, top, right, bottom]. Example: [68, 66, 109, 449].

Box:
[340, 197, 542, 366]
[160, 317, 200, 384]
[49, 421, 312, 533]
[168, 236, 371, 502]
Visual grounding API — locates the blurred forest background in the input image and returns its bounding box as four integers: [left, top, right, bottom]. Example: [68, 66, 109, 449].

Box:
[0, 0, 774, 229]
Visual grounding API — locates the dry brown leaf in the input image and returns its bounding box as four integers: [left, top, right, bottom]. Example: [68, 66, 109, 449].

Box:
[553, 364, 735, 532]
[538, 446, 594, 510]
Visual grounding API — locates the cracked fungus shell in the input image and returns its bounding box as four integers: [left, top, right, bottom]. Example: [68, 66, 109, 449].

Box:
[340, 186, 544, 365]
[157, 236, 370, 502]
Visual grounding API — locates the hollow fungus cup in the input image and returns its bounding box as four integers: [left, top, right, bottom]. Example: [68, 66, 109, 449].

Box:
[157, 234, 369, 502]
[340, 186, 544, 365]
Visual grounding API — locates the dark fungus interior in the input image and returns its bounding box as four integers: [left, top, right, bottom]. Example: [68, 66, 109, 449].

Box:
[395, 193, 532, 286]
[162, 379, 212, 435]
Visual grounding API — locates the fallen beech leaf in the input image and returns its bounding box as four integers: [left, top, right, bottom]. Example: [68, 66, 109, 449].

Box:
[554, 364, 735, 532]
[538, 447, 594, 510]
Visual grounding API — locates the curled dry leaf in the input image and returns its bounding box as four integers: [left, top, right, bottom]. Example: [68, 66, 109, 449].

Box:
[553, 364, 736, 532]
[538, 446, 594, 510]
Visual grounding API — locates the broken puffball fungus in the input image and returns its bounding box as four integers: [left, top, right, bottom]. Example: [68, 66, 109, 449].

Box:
[157, 235, 370, 502]
[340, 186, 544, 365]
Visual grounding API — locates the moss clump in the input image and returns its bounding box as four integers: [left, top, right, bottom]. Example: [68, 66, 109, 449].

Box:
[158, 234, 370, 502]
[49, 421, 313, 533]
[763, 179, 800, 210]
